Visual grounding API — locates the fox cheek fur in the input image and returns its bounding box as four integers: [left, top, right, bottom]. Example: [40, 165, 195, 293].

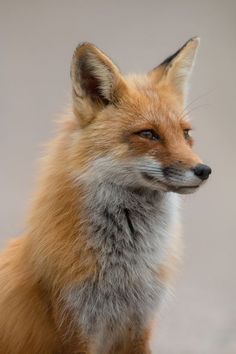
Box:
[0, 38, 211, 354]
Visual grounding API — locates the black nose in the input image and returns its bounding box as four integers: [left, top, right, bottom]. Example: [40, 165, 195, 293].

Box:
[193, 164, 212, 180]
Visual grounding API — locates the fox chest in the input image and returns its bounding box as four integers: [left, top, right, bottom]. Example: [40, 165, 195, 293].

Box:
[65, 192, 176, 334]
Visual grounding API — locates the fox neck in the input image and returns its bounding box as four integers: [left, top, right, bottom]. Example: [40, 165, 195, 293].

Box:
[78, 179, 179, 265]
[26, 140, 179, 290]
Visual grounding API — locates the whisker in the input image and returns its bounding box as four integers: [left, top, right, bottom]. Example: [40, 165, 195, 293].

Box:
[181, 90, 213, 116]
[179, 103, 210, 121]
[138, 166, 163, 172]
[138, 168, 163, 175]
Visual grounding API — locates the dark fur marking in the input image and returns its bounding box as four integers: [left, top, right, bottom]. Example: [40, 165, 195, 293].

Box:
[161, 46, 182, 66]
[163, 167, 185, 178]
[141, 172, 156, 181]
[160, 38, 192, 67]
[103, 207, 123, 233]
[124, 208, 135, 235]
[77, 53, 110, 105]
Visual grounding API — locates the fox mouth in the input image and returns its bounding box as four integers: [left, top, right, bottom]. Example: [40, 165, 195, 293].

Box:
[141, 172, 200, 194]
[170, 185, 200, 194]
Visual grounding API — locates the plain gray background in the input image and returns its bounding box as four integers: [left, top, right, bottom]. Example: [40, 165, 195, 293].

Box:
[1, 1, 236, 353]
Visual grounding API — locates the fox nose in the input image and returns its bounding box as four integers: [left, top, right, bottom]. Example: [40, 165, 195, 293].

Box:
[192, 164, 212, 180]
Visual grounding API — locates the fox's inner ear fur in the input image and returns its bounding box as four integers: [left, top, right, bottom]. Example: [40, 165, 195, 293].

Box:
[150, 37, 200, 103]
[71, 43, 127, 127]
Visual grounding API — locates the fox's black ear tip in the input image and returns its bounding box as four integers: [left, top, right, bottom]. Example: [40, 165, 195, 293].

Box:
[190, 36, 200, 41]
[187, 37, 200, 46]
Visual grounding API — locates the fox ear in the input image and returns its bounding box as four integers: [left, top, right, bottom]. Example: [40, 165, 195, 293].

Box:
[71, 43, 127, 126]
[150, 37, 200, 103]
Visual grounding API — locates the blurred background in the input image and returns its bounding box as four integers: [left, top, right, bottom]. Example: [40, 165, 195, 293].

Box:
[1, 1, 236, 353]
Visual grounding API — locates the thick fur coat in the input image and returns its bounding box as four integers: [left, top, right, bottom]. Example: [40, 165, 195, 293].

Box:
[0, 38, 211, 353]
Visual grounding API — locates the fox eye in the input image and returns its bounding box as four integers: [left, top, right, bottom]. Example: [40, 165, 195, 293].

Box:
[184, 129, 192, 140]
[137, 130, 160, 141]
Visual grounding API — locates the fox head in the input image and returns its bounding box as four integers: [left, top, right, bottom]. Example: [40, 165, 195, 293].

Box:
[69, 38, 211, 194]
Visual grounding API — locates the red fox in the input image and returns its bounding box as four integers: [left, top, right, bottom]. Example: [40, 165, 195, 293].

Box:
[0, 38, 211, 354]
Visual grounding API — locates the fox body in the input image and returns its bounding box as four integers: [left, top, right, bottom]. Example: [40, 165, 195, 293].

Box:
[0, 38, 211, 353]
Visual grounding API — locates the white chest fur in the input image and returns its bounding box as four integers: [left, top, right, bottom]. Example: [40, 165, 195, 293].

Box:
[64, 183, 179, 337]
